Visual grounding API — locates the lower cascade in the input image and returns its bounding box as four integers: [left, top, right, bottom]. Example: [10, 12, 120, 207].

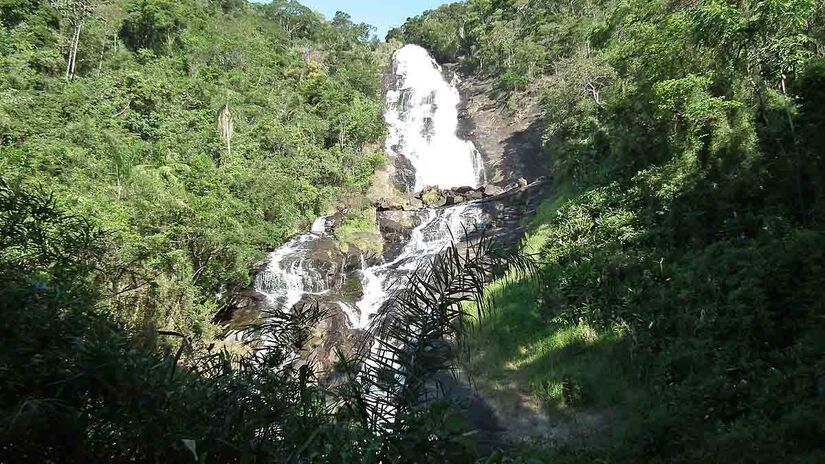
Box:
[354, 203, 487, 327]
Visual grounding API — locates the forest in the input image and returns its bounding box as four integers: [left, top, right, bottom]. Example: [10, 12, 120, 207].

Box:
[2, 0, 824, 462]
[1, 0, 385, 340]
[395, 0, 825, 461]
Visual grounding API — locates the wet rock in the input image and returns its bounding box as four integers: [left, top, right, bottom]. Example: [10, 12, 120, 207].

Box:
[216, 288, 267, 326]
[343, 247, 363, 272]
[379, 210, 418, 261]
[232, 288, 267, 309]
[309, 238, 344, 267]
[421, 189, 447, 207]
[403, 197, 424, 211]
[517, 177, 529, 188]
[377, 197, 404, 211]
[484, 185, 503, 197]
[393, 154, 417, 193]
[415, 185, 438, 199]
[340, 272, 364, 302]
[454, 185, 475, 194]
[292, 295, 364, 382]
[445, 194, 465, 206]
[466, 189, 484, 201]
[380, 210, 415, 230]
[340, 242, 380, 270]
[328, 209, 349, 231]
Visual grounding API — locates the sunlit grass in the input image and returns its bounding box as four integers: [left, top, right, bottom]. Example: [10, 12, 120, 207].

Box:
[464, 197, 641, 415]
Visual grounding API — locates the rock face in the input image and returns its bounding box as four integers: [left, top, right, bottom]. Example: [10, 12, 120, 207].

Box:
[403, 197, 423, 211]
[377, 197, 404, 211]
[484, 185, 503, 197]
[455, 73, 548, 187]
[378, 209, 417, 261]
[293, 294, 366, 383]
[281, 236, 348, 290]
[215, 288, 268, 326]
[421, 188, 447, 207]
[393, 150, 417, 193]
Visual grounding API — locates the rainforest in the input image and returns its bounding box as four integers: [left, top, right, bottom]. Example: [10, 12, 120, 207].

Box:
[1, 0, 824, 462]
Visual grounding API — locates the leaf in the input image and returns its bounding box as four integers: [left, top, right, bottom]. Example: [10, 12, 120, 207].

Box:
[180, 439, 198, 461]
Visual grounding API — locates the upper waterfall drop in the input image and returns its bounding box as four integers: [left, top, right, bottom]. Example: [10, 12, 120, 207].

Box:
[385, 44, 486, 191]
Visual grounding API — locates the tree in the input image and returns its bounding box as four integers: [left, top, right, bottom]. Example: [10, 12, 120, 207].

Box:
[216, 103, 233, 158]
[119, 0, 191, 53]
[52, 0, 92, 80]
[264, 0, 321, 40]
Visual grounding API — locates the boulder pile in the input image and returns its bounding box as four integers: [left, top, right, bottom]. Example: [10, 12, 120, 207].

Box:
[376, 178, 531, 211]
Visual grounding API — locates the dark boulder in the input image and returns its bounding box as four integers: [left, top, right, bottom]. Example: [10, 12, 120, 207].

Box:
[377, 197, 404, 211]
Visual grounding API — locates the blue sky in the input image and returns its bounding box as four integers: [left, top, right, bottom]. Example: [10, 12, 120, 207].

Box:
[256, 1, 448, 39]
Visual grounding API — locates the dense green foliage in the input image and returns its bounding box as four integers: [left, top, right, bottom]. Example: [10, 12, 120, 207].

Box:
[0, 179, 327, 462]
[0, 180, 490, 463]
[400, 0, 825, 461]
[1, 0, 385, 339]
[5, 0, 825, 460]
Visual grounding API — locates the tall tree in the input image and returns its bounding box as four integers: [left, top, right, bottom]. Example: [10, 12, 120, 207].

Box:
[52, 0, 92, 80]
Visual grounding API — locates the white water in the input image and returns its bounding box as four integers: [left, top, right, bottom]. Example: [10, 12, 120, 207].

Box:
[349, 203, 486, 328]
[253, 44, 488, 333]
[385, 44, 485, 191]
[253, 219, 330, 313]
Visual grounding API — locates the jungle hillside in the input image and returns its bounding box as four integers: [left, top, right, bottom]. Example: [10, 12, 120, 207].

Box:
[2, 0, 825, 462]
[395, 0, 825, 462]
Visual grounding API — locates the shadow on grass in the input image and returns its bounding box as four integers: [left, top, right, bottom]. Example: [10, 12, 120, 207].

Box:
[462, 274, 644, 445]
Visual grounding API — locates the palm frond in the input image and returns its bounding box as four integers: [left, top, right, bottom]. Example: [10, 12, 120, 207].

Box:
[347, 228, 538, 430]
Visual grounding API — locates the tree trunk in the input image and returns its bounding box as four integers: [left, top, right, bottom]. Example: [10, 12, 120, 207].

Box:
[69, 22, 81, 79]
[217, 104, 234, 161]
[66, 24, 80, 80]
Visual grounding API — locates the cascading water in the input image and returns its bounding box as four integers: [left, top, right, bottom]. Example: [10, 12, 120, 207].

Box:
[253, 44, 488, 333]
[345, 44, 489, 327]
[253, 217, 330, 313]
[350, 204, 486, 328]
[385, 44, 485, 191]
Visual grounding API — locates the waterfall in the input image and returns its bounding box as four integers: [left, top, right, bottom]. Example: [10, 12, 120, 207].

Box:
[253, 218, 329, 313]
[350, 204, 486, 328]
[385, 44, 485, 191]
[252, 44, 488, 334]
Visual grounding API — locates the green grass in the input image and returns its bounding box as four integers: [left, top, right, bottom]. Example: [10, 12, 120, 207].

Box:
[459, 194, 645, 450]
[519, 186, 575, 254]
[465, 275, 639, 413]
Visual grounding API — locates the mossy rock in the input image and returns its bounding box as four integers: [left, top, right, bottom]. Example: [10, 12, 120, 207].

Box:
[422, 189, 446, 207]
[340, 272, 364, 301]
[335, 208, 383, 256]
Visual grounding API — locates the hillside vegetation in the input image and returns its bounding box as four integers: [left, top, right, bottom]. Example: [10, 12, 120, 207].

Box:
[1, 0, 384, 340]
[3, 3, 532, 463]
[397, 0, 825, 461]
[3, 0, 825, 461]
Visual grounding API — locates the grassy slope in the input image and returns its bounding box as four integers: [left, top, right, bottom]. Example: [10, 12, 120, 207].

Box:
[399, 0, 825, 459]
[464, 198, 643, 450]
